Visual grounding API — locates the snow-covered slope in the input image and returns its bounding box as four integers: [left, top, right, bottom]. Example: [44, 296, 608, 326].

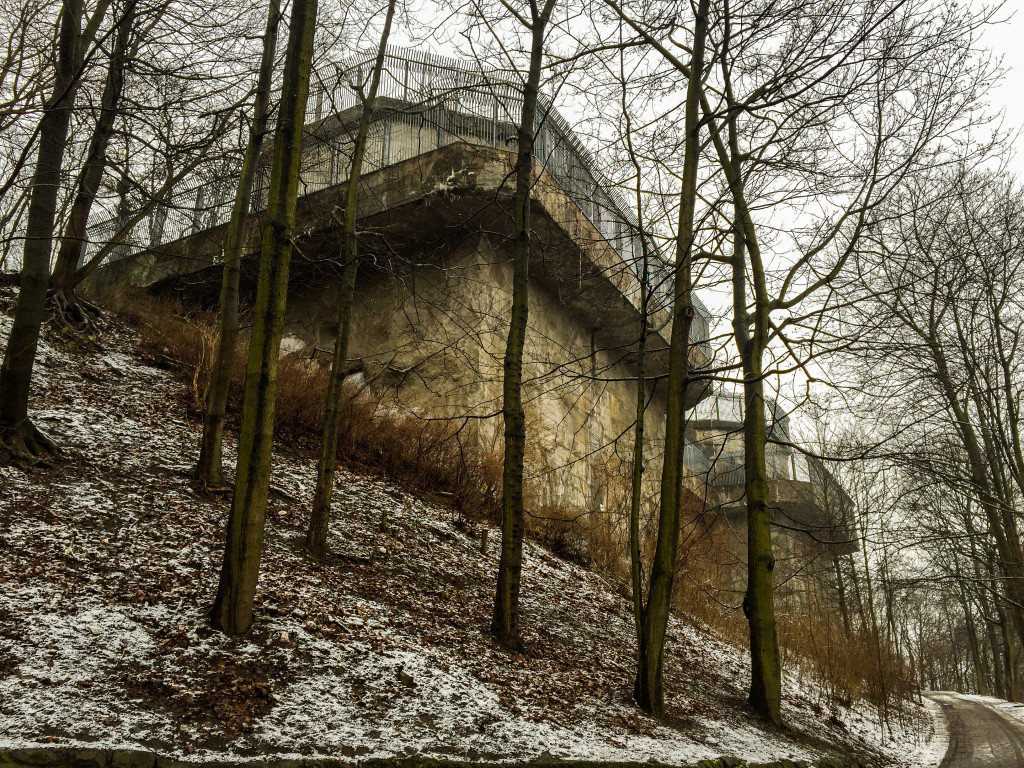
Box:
[0, 300, 944, 766]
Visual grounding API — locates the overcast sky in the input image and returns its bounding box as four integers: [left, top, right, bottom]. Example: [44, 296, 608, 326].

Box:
[979, 2, 1024, 172]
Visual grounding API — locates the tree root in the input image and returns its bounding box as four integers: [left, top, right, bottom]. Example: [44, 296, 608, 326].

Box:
[0, 419, 57, 465]
[47, 288, 106, 333]
[192, 474, 233, 496]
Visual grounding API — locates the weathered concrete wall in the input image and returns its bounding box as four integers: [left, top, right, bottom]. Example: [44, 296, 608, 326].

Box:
[87, 140, 709, 516]
[284, 231, 674, 513]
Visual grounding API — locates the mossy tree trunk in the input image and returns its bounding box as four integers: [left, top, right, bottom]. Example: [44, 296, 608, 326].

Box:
[701, 16, 784, 720]
[48, 0, 136, 327]
[727, 172, 783, 728]
[740, 335, 782, 724]
[632, 0, 708, 719]
[306, 0, 396, 559]
[0, 0, 103, 461]
[492, 0, 558, 650]
[211, 0, 319, 635]
[194, 0, 282, 490]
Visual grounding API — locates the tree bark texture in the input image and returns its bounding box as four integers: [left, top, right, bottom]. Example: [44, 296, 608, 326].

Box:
[210, 0, 318, 635]
[49, 0, 136, 324]
[740, 337, 783, 726]
[307, 0, 396, 559]
[0, 0, 88, 460]
[492, 0, 556, 650]
[632, 0, 707, 719]
[194, 0, 282, 489]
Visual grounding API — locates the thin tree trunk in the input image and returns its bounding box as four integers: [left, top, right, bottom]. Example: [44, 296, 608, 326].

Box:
[846, 550, 870, 636]
[722, 125, 783, 725]
[833, 554, 853, 638]
[49, 0, 135, 325]
[707, 5, 783, 721]
[0, 0, 88, 460]
[306, 0, 396, 559]
[859, 515, 888, 729]
[629, 227, 649, 698]
[996, 599, 1019, 699]
[619, 45, 652, 705]
[194, 0, 282, 489]
[622, 321, 647, 684]
[210, 0, 318, 635]
[959, 585, 986, 695]
[632, 0, 708, 719]
[973, 534, 1004, 698]
[492, 0, 557, 650]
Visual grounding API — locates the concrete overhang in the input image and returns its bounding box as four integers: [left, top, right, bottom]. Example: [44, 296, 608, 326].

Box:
[708, 478, 856, 554]
[89, 140, 710, 406]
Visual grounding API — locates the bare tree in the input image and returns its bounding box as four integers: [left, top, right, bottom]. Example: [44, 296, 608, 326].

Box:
[194, 0, 282, 490]
[211, 0, 320, 635]
[307, 0, 397, 559]
[0, 0, 113, 460]
[47, 0, 136, 325]
[486, 0, 559, 651]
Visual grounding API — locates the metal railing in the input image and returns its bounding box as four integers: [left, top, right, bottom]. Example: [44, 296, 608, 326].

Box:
[683, 440, 713, 477]
[709, 446, 813, 489]
[83, 47, 711, 351]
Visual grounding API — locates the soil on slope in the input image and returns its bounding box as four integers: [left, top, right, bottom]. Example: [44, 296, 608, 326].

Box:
[0, 295, 939, 765]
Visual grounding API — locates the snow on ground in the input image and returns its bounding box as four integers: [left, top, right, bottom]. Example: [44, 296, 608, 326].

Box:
[955, 692, 1024, 728]
[0, 298, 943, 765]
[892, 697, 948, 768]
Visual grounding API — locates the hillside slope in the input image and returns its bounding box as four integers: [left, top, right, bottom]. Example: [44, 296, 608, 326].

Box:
[0, 297, 944, 766]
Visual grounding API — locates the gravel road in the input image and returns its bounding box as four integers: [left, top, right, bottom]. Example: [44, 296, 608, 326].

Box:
[928, 692, 1024, 767]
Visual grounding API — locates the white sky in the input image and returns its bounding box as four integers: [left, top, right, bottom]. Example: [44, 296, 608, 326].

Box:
[979, 1, 1024, 173]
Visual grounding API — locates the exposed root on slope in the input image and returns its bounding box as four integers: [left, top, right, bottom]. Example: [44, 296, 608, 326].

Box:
[0, 418, 57, 465]
[47, 287, 106, 333]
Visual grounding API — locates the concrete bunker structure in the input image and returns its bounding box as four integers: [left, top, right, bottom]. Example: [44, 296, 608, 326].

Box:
[85, 48, 714, 513]
[687, 390, 856, 606]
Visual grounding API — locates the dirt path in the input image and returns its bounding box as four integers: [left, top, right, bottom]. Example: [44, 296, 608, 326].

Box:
[929, 692, 1024, 767]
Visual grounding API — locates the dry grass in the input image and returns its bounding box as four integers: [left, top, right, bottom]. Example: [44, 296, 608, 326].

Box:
[101, 288, 504, 522]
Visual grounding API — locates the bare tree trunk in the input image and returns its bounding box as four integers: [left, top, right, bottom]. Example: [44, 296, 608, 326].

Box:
[973, 537, 1004, 698]
[740, 331, 782, 725]
[49, 0, 136, 326]
[997, 602, 1019, 699]
[846, 551, 870, 636]
[618, 36, 652, 714]
[194, 0, 282, 490]
[492, 0, 557, 650]
[959, 584, 987, 695]
[307, 0, 396, 558]
[859, 515, 889, 729]
[833, 555, 853, 638]
[210, 0, 319, 635]
[632, 0, 708, 719]
[0, 0, 90, 460]
[720, 121, 782, 725]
